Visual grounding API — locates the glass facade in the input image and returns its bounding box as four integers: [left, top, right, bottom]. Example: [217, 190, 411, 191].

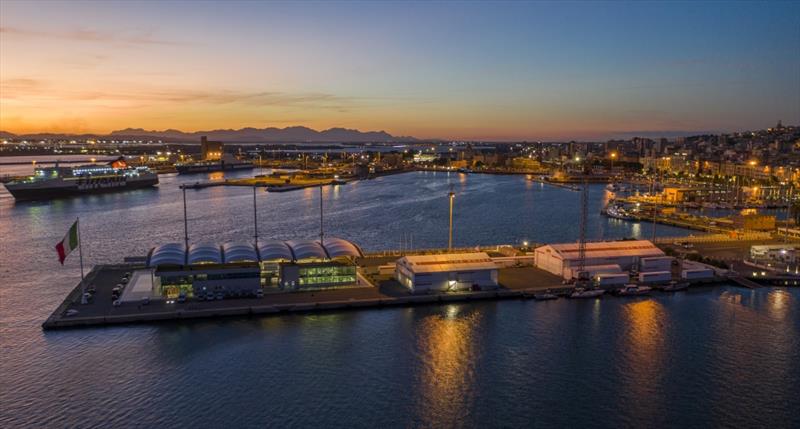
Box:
[158, 275, 194, 298]
[297, 265, 356, 287]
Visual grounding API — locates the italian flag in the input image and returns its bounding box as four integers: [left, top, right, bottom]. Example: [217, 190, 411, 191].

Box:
[55, 220, 79, 265]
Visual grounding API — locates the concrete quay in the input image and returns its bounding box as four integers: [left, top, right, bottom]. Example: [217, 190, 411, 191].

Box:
[41, 262, 743, 330]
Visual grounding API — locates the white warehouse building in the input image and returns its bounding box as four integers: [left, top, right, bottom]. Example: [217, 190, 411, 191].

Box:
[534, 240, 665, 279]
[396, 252, 499, 293]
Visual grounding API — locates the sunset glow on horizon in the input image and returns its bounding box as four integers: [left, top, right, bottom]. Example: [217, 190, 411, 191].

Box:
[1, 1, 798, 141]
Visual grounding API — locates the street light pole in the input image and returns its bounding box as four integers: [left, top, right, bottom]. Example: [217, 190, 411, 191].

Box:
[319, 186, 324, 246]
[253, 185, 259, 248]
[182, 187, 189, 250]
[448, 190, 455, 251]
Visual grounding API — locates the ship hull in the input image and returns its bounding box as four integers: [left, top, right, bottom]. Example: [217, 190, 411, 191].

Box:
[4, 176, 159, 201]
[176, 162, 254, 174]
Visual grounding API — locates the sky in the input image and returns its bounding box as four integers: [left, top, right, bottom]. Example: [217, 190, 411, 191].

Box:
[0, 0, 798, 141]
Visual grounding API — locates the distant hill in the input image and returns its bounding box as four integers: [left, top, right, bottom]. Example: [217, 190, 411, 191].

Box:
[0, 130, 19, 139]
[108, 126, 417, 143]
[0, 126, 420, 143]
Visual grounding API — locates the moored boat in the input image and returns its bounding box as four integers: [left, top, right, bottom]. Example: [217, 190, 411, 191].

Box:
[617, 284, 652, 296]
[3, 158, 158, 201]
[570, 287, 605, 298]
[662, 281, 689, 292]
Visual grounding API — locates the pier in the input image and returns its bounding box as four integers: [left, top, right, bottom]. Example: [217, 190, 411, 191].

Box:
[41, 260, 741, 330]
[528, 177, 580, 191]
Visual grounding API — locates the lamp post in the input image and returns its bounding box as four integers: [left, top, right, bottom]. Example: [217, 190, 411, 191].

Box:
[253, 185, 259, 248]
[448, 190, 455, 251]
[182, 187, 189, 250]
[319, 186, 324, 246]
[610, 152, 617, 173]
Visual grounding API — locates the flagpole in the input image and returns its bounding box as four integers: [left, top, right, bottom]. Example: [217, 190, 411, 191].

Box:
[77, 217, 86, 304]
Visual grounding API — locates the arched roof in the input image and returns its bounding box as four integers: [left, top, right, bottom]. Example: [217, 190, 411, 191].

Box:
[286, 239, 328, 260]
[322, 238, 363, 258]
[188, 242, 222, 265]
[258, 240, 294, 261]
[149, 243, 186, 267]
[222, 242, 258, 263]
[148, 238, 362, 266]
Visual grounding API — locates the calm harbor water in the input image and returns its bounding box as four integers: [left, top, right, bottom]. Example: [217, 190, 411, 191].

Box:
[1, 169, 798, 428]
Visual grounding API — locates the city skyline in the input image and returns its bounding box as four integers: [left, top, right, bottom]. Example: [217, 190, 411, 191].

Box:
[1, 1, 799, 140]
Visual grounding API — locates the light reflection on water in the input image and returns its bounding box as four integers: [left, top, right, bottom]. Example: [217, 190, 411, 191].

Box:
[1, 170, 799, 427]
[619, 300, 667, 420]
[415, 305, 481, 427]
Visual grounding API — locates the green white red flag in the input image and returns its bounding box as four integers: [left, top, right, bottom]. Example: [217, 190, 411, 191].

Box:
[55, 220, 79, 265]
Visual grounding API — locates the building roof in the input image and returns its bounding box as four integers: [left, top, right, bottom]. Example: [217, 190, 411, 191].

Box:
[149, 243, 186, 266]
[187, 242, 223, 265]
[286, 239, 328, 260]
[148, 237, 361, 267]
[223, 242, 258, 263]
[398, 252, 497, 274]
[322, 237, 364, 258]
[536, 240, 664, 261]
[258, 240, 294, 261]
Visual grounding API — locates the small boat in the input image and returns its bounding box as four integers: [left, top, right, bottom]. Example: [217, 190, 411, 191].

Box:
[533, 290, 558, 300]
[662, 281, 689, 292]
[604, 204, 635, 220]
[617, 284, 652, 296]
[570, 287, 605, 299]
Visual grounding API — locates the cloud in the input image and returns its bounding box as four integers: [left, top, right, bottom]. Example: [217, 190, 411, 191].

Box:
[0, 78, 365, 111]
[0, 26, 188, 46]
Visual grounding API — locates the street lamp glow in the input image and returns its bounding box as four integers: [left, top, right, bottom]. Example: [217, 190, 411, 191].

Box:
[448, 191, 455, 251]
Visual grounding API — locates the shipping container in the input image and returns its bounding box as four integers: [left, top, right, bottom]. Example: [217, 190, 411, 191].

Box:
[681, 268, 714, 280]
[638, 271, 672, 283]
[640, 256, 674, 272]
[594, 273, 629, 287]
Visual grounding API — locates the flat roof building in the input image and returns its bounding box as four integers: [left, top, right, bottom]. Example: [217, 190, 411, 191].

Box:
[534, 240, 664, 279]
[396, 252, 499, 293]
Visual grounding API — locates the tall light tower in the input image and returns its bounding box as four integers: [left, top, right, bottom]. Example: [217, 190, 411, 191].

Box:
[253, 185, 259, 248]
[448, 189, 455, 251]
[182, 186, 189, 250]
[319, 185, 324, 246]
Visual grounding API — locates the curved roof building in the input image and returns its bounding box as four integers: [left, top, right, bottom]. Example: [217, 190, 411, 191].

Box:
[149, 243, 186, 266]
[322, 238, 363, 258]
[223, 242, 258, 263]
[286, 240, 328, 260]
[187, 242, 223, 265]
[258, 240, 294, 261]
[148, 238, 362, 267]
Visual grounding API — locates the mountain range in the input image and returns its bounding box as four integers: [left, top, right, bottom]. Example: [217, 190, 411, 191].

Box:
[0, 126, 421, 143]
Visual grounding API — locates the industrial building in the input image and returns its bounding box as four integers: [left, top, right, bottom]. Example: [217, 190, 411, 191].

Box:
[200, 136, 224, 160]
[147, 238, 363, 299]
[534, 240, 665, 279]
[395, 252, 499, 293]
